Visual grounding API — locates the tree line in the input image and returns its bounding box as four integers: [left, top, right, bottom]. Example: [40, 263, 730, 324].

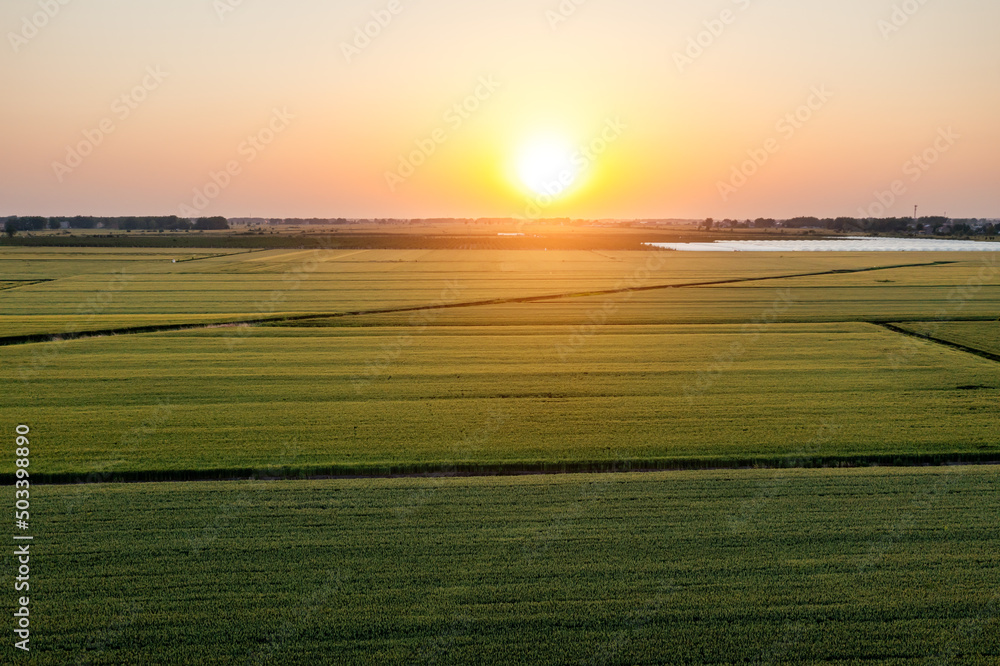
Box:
[3, 216, 229, 236]
[702, 217, 997, 235]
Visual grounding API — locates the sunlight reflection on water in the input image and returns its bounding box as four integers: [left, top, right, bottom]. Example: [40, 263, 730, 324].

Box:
[644, 237, 1000, 252]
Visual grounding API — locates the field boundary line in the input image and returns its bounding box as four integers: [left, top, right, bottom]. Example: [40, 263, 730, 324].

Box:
[0, 260, 953, 347]
[875, 322, 1000, 363]
[0, 318, 274, 347]
[267, 260, 957, 322]
[0, 279, 55, 291]
[172, 249, 264, 263]
[9, 453, 1000, 486]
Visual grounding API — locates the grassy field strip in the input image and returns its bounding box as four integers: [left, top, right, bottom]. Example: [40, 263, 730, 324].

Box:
[235, 249, 371, 264]
[0, 248, 252, 279]
[14, 468, 999, 665]
[4, 324, 997, 479]
[171, 249, 262, 263]
[893, 321, 1000, 356]
[884, 322, 1000, 363]
[706, 257, 995, 288]
[318, 249, 371, 262]
[0, 247, 238, 255]
[0, 260, 957, 339]
[328, 286, 1000, 328]
[0, 249, 945, 314]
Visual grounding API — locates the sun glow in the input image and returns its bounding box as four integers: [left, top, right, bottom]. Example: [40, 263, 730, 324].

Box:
[516, 137, 581, 199]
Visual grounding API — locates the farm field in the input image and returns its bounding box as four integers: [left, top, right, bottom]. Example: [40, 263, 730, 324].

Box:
[2, 322, 999, 480]
[321, 283, 1000, 327]
[3, 248, 999, 480]
[894, 321, 1000, 357]
[16, 467, 1000, 665]
[1, 248, 995, 321]
[1, 249, 997, 342]
[2, 246, 999, 663]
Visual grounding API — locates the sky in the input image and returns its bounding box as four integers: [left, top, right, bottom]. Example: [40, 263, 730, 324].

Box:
[1, 0, 998, 220]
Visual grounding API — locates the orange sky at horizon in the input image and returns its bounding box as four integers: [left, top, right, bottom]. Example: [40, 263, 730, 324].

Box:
[1, 0, 998, 220]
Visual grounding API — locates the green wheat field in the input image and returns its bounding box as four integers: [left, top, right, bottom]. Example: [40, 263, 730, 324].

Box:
[2, 246, 999, 664]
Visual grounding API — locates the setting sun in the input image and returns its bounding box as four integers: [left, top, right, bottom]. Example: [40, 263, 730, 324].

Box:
[516, 136, 580, 199]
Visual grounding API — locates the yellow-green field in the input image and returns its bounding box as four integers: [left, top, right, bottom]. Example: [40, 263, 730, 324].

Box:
[2, 323, 998, 479]
[3, 248, 996, 322]
[895, 321, 1000, 357]
[3, 247, 998, 479]
[2, 246, 999, 664]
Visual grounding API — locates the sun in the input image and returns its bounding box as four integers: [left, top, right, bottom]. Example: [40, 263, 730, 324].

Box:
[516, 137, 580, 198]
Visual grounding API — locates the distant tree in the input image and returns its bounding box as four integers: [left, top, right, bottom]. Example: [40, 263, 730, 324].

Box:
[194, 216, 229, 230]
[69, 216, 97, 229]
[831, 217, 861, 232]
[785, 217, 821, 229]
[701, 218, 714, 231]
[4, 221, 16, 237]
[17, 216, 48, 231]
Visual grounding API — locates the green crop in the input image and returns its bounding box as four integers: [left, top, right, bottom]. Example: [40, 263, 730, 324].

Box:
[11, 468, 1000, 665]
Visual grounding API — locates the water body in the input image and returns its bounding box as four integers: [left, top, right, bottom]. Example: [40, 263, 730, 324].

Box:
[644, 237, 1000, 252]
